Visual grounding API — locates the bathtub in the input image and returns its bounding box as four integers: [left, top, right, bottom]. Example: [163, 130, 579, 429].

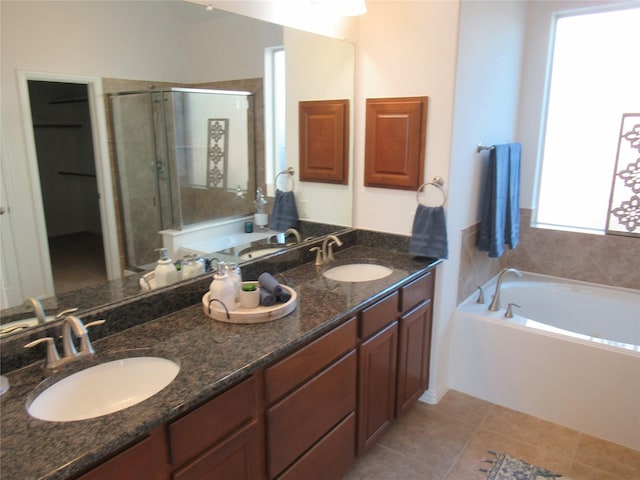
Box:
[449, 271, 640, 450]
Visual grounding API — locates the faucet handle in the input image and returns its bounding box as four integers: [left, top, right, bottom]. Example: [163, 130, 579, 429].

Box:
[55, 307, 79, 319]
[25, 337, 60, 368]
[85, 320, 106, 329]
[310, 247, 322, 266]
[476, 286, 485, 304]
[505, 303, 521, 318]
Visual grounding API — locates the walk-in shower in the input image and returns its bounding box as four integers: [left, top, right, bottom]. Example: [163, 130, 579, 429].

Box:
[109, 88, 256, 270]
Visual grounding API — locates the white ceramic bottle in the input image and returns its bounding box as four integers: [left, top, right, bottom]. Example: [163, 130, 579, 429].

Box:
[209, 261, 238, 311]
[154, 248, 176, 288]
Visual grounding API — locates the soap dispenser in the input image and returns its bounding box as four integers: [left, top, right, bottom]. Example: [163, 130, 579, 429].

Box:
[209, 261, 238, 311]
[154, 248, 177, 288]
[254, 187, 268, 230]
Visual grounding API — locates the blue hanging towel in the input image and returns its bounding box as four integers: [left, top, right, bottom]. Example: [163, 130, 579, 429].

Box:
[409, 204, 448, 259]
[477, 143, 521, 257]
[268, 189, 299, 232]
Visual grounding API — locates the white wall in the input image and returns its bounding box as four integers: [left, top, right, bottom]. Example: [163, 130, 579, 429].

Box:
[0, 0, 279, 301]
[284, 27, 355, 227]
[355, 0, 527, 401]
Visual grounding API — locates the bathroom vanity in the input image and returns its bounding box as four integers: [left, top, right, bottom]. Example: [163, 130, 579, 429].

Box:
[0, 232, 439, 480]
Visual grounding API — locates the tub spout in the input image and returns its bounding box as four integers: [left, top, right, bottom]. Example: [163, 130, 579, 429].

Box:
[488, 268, 522, 312]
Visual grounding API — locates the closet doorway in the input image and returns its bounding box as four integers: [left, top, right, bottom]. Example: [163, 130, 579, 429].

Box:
[27, 80, 107, 294]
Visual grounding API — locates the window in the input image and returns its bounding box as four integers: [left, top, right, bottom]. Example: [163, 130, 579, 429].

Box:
[264, 46, 286, 197]
[535, 5, 640, 233]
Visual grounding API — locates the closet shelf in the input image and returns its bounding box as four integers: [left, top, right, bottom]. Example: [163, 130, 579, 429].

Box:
[49, 97, 88, 105]
[58, 171, 96, 178]
[33, 123, 83, 128]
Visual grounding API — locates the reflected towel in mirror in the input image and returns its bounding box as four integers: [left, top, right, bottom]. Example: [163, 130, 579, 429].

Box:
[269, 189, 299, 231]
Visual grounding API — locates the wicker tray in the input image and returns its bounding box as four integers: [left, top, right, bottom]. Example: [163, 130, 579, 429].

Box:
[201, 285, 297, 324]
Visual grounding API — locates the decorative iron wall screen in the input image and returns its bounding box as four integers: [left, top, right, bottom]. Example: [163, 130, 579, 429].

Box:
[207, 118, 229, 189]
[606, 113, 640, 237]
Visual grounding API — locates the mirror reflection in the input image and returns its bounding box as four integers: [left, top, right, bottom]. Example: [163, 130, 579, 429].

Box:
[110, 87, 257, 269]
[0, 1, 355, 333]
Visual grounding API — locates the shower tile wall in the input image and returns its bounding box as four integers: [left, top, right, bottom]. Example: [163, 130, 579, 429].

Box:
[458, 208, 640, 303]
[102, 77, 265, 271]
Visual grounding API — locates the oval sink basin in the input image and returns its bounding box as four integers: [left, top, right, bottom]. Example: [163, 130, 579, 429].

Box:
[238, 246, 285, 261]
[27, 357, 179, 422]
[323, 264, 393, 282]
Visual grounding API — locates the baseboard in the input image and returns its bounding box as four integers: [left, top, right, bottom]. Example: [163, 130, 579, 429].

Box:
[418, 382, 448, 405]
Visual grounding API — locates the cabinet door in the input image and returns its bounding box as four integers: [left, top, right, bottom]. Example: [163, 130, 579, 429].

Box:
[396, 299, 433, 417]
[77, 426, 169, 480]
[172, 421, 262, 480]
[357, 321, 398, 455]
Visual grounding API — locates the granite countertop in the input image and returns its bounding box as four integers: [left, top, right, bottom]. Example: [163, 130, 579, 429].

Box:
[0, 245, 439, 480]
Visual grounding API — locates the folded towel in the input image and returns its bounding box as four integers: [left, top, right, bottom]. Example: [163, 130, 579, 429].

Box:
[409, 205, 448, 259]
[259, 289, 276, 306]
[269, 189, 299, 232]
[477, 143, 521, 257]
[258, 272, 291, 303]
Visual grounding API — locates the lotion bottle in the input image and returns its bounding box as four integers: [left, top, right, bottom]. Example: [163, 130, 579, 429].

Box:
[209, 261, 238, 311]
[154, 248, 176, 288]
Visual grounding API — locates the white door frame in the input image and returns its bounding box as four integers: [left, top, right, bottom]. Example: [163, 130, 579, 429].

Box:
[16, 71, 120, 294]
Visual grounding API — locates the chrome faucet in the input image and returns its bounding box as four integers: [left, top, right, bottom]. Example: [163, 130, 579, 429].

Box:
[24, 313, 104, 370]
[24, 297, 47, 324]
[285, 228, 301, 244]
[488, 268, 522, 311]
[321, 235, 343, 264]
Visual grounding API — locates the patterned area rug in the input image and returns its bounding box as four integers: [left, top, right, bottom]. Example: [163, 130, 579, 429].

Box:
[480, 452, 568, 479]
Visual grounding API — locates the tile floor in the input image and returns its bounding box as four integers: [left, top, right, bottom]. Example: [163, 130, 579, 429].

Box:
[49, 232, 107, 294]
[343, 390, 640, 480]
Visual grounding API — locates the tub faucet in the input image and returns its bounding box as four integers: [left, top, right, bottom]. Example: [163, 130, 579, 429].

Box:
[24, 297, 47, 324]
[488, 268, 522, 312]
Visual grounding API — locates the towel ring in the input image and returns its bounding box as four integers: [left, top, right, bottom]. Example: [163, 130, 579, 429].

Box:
[275, 167, 295, 192]
[416, 176, 447, 207]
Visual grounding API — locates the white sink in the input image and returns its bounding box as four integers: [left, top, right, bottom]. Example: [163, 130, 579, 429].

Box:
[238, 246, 285, 261]
[323, 263, 393, 282]
[27, 357, 179, 422]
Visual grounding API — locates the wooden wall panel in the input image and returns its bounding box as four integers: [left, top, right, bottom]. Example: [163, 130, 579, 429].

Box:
[299, 99, 349, 184]
[364, 97, 428, 190]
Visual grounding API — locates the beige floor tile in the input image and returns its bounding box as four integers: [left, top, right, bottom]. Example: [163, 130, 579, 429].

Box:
[343, 391, 640, 480]
[567, 461, 627, 480]
[574, 434, 640, 479]
[378, 402, 477, 478]
[423, 389, 494, 428]
[482, 404, 581, 458]
[342, 444, 440, 480]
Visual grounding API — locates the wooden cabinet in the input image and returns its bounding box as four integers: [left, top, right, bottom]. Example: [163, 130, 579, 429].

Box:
[76, 426, 170, 480]
[75, 268, 435, 480]
[265, 317, 357, 480]
[357, 320, 398, 454]
[357, 271, 435, 455]
[397, 271, 434, 417]
[167, 375, 264, 480]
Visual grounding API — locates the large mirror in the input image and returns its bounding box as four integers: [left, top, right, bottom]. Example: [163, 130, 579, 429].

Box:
[0, 1, 354, 332]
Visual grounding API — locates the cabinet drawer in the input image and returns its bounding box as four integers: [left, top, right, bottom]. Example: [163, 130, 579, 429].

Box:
[400, 270, 434, 312]
[266, 350, 356, 479]
[277, 413, 356, 480]
[265, 317, 356, 404]
[171, 421, 262, 480]
[359, 291, 399, 339]
[169, 375, 258, 468]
